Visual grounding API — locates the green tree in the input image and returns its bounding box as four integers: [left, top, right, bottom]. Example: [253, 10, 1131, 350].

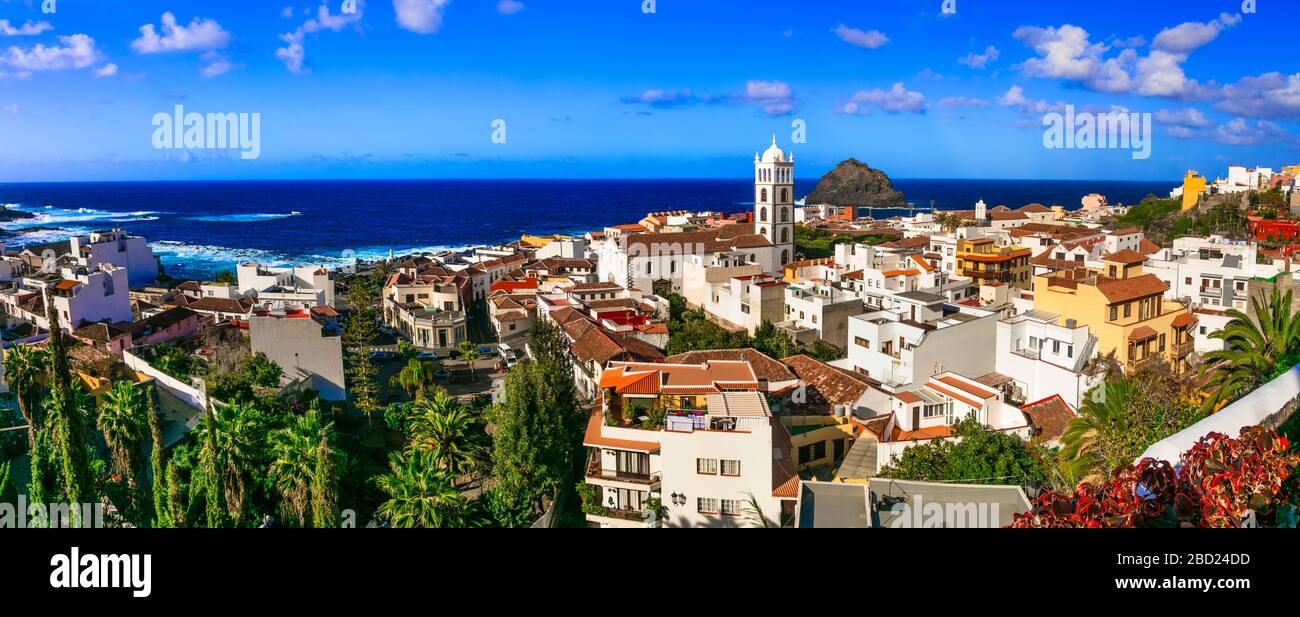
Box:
[879, 417, 1046, 486]
[457, 341, 480, 383]
[4, 343, 50, 506]
[376, 447, 471, 528]
[1058, 368, 1206, 486]
[145, 391, 171, 528]
[1199, 287, 1300, 411]
[45, 296, 96, 526]
[408, 391, 488, 479]
[242, 352, 283, 389]
[344, 274, 381, 423]
[490, 359, 578, 514]
[97, 381, 148, 482]
[390, 358, 434, 398]
[752, 321, 799, 359]
[268, 408, 336, 527]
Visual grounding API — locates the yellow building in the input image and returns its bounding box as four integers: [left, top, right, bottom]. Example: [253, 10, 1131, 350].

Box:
[1282, 165, 1300, 176]
[1180, 170, 1206, 211]
[956, 238, 1032, 288]
[1032, 251, 1197, 375]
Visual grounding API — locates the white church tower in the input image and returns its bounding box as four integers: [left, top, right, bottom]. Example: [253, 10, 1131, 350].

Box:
[754, 134, 794, 267]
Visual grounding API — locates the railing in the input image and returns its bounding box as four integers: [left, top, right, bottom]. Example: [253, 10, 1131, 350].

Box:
[587, 467, 660, 485]
[1174, 339, 1194, 356]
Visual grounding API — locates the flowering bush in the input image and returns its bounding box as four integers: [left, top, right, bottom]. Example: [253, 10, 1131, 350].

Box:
[1011, 427, 1299, 528]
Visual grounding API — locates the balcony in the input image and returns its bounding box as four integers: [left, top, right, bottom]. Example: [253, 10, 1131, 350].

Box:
[586, 463, 660, 486]
[1174, 339, 1194, 357]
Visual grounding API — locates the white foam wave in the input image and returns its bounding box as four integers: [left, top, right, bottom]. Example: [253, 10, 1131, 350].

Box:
[189, 211, 302, 223]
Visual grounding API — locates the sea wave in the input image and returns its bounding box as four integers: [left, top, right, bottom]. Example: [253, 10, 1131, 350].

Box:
[1, 204, 164, 230]
[188, 211, 302, 223]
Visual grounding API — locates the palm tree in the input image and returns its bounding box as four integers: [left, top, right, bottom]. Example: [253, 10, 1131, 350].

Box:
[457, 341, 480, 382]
[375, 447, 470, 528]
[1057, 379, 1136, 486]
[1199, 287, 1300, 411]
[396, 341, 417, 363]
[97, 381, 148, 481]
[407, 391, 487, 479]
[269, 408, 334, 527]
[390, 358, 433, 398]
[193, 402, 261, 520]
[3, 343, 48, 425]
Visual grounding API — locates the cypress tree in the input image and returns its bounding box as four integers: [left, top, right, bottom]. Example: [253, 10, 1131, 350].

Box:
[146, 392, 171, 528]
[311, 435, 338, 528]
[45, 293, 94, 526]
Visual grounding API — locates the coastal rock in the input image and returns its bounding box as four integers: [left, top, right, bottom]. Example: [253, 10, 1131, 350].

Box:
[805, 158, 906, 209]
[0, 208, 35, 223]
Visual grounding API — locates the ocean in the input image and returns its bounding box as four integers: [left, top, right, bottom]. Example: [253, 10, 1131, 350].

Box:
[0, 178, 1172, 281]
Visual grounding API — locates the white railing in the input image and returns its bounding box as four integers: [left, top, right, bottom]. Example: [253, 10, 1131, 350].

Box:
[1140, 365, 1300, 463]
[123, 348, 215, 412]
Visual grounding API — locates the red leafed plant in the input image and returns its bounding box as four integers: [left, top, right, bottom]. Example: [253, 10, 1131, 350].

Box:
[1011, 427, 1299, 528]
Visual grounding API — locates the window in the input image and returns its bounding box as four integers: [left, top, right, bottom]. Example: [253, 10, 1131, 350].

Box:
[1123, 303, 1131, 318]
[697, 497, 719, 514]
[1159, 333, 1166, 352]
[1110, 306, 1118, 320]
[798, 441, 827, 464]
[1067, 345, 1074, 358]
[696, 458, 717, 475]
[1199, 326, 1207, 335]
[1052, 340, 1060, 354]
[720, 499, 743, 516]
[1185, 277, 1192, 285]
[720, 459, 740, 476]
[923, 402, 948, 418]
[855, 336, 870, 349]
[760, 207, 767, 222]
[760, 188, 768, 203]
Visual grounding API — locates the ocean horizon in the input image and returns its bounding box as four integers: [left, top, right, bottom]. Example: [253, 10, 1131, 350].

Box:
[0, 177, 1173, 281]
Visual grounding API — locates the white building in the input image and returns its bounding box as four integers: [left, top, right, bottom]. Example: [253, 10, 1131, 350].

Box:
[250, 307, 346, 400]
[71, 229, 160, 288]
[753, 135, 796, 267]
[778, 283, 863, 349]
[0, 263, 132, 332]
[845, 292, 1000, 390]
[237, 262, 335, 308]
[585, 362, 798, 528]
[994, 310, 1102, 410]
[700, 273, 788, 335]
[1144, 237, 1283, 311]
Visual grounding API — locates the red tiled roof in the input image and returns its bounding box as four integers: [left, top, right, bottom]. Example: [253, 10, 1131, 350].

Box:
[1094, 274, 1168, 303]
[1128, 325, 1158, 341]
[1019, 394, 1075, 442]
[1171, 312, 1198, 328]
[1102, 249, 1147, 265]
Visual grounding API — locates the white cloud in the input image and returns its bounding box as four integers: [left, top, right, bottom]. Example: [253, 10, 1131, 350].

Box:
[497, 0, 523, 15]
[94, 63, 118, 78]
[1012, 14, 1241, 100]
[1151, 13, 1240, 55]
[743, 80, 795, 116]
[200, 51, 237, 78]
[394, 0, 450, 34]
[996, 85, 1065, 114]
[833, 24, 888, 50]
[281, 6, 295, 18]
[1155, 107, 1212, 128]
[276, 2, 365, 75]
[1214, 117, 1289, 146]
[131, 12, 231, 54]
[0, 19, 54, 37]
[1214, 72, 1300, 118]
[3, 104, 17, 115]
[957, 45, 999, 69]
[2, 34, 100, 73]
[619, 88, 713, 109]
[939, 96, 988, 108]
[835, 83, 926, 115]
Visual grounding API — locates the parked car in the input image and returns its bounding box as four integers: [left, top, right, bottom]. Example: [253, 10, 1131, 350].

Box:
[416, 351, 438, 361]
[477, 345, 496, 357]
[369, 350, 398, 361]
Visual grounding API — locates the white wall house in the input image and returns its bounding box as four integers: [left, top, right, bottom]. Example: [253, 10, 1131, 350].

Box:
[237, 262, 336, 308]
[701, 273, 787, 335]
[994, 310, 1102, 410]
[846, 293, 1000, 390]
[778, 284, 863, 349]
[0, 264, 132, 331]
[250, 308, 346, 401]
[71, 229, 160, 288]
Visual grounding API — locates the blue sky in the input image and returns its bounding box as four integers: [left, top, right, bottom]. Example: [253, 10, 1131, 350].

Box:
[0, 0, 1296, 182]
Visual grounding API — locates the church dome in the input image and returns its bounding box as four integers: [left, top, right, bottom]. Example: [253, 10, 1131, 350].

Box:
[761, 135, 786, 163]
